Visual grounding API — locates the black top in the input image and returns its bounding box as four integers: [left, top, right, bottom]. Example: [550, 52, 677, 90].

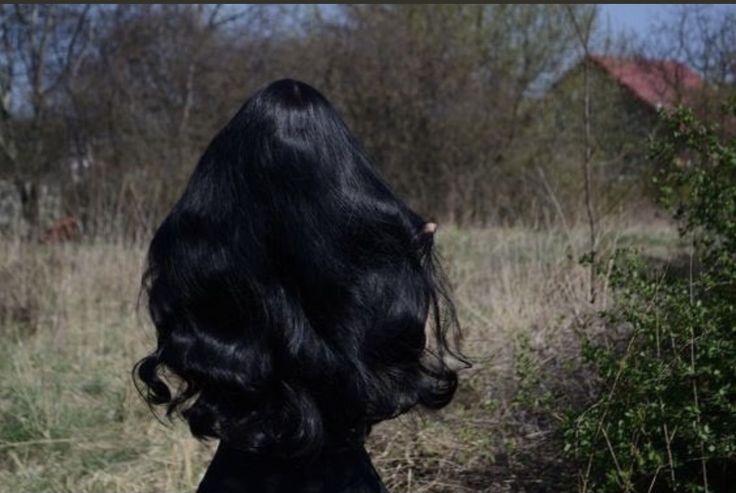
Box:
[196, 440, 390, 493]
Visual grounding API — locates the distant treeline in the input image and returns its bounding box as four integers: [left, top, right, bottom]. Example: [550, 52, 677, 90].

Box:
[0, 4, 733, 235]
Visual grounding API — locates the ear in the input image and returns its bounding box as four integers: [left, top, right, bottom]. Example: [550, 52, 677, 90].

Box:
[422, 222, 437, 235]
[412, 221, 437, 251]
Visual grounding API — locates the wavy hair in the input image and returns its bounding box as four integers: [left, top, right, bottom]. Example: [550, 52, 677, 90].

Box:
[134, 79, 470, 460]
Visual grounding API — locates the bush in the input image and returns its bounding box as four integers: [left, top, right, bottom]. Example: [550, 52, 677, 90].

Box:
[563, 101, 736, 492]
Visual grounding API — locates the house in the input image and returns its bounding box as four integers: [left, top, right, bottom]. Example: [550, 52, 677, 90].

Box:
[513, 54, 709, 218]
[528, 54, 706, 190]
[586, 55, 705, 112]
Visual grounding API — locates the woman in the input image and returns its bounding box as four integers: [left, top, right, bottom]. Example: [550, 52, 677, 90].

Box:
[134, 79, 470, 492]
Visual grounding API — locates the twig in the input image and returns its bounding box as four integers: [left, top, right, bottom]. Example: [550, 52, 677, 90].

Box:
[687, 235, 709, 493]
[566, 5, 598, 304]
[601, 426, 629, 491]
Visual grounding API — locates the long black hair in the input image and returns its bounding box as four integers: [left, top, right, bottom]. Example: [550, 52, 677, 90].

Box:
[134, 79, 470, 461]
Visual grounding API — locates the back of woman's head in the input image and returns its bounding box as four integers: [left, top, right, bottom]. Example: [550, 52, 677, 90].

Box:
[134, 78, 469, 460]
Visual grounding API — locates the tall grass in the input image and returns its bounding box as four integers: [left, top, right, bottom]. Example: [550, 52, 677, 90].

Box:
[0, 218, 679, 493]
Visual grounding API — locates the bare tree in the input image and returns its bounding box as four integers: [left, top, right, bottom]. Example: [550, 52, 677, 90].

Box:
[566, 5, 598, 304]
[291, 5, 587, 224]
[0, 4, 94, 230]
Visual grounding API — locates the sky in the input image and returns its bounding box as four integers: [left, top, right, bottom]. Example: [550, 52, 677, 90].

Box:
[600, 4, 735, 39]
[599, 4, 669, 37]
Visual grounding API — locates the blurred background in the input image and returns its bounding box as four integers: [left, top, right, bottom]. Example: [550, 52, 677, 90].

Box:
[1, 4, 735, 493]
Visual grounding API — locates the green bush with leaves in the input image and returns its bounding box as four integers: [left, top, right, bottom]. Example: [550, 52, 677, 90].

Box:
[563, 101, 736, 493]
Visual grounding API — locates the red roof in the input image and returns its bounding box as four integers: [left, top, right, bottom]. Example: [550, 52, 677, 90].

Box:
[589, 55, 704, 110]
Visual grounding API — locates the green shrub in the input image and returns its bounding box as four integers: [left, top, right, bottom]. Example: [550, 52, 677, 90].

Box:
[563, 101, 736, 492]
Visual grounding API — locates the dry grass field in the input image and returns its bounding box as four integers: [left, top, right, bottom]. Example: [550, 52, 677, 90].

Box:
[0, 219, 680, 493]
